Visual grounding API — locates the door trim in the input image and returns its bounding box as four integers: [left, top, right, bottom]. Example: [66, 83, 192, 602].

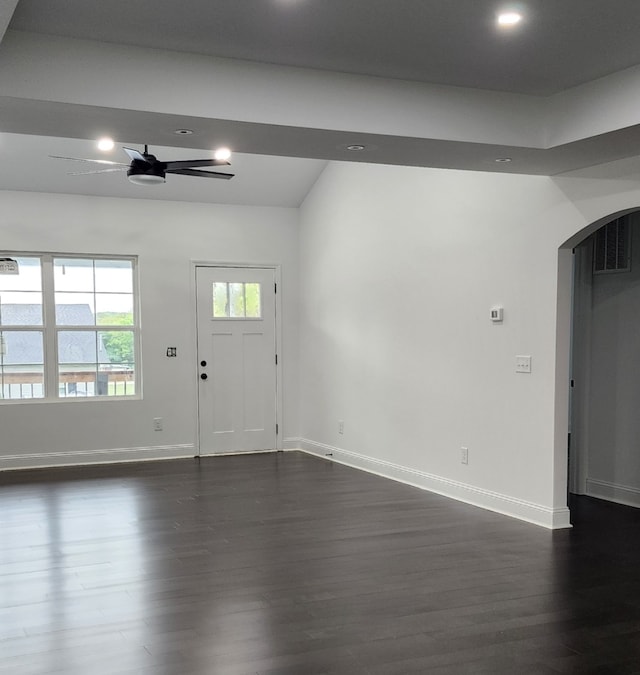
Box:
[191, 261, 283, 455]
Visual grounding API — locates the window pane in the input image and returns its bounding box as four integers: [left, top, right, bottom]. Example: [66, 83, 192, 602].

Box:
[58, 367, 97, 398]
[0, 292, 43, 325]
[0, 257, 42, 292]
[245, 283, 261, 318]
[1, 366, 45, 399]
[1, 255, 138, 403]
[95, 294, 134, 324]
[94, 259, 133, 293]
[98, 330, 134, 365]
[100, 363, 136, 396]
[55, 293, 95, 325]
[54, 258, 95, 292]
[0, 330, 44, 400]
[229, 283, 245, 317]
[213, 282, 229, 317]
[58, 330, 97, 364]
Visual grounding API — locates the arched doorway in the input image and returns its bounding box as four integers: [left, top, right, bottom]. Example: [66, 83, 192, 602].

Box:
[557, 207, 640, 519]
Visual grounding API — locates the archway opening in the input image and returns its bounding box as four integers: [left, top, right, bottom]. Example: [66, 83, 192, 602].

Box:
[558, 207, 640, 522]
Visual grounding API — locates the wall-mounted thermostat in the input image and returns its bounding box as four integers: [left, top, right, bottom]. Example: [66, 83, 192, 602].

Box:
[490, 307, 504, 322]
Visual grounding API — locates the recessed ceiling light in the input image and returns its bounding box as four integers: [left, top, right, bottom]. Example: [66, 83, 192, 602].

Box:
[346, 144, 366, 151]
[497, 11, 522, 26]
[213, 147, 232, 161]
[174, 129, 193, 135]
[97, 137, 115, 151]
[495, 157, 513, 162]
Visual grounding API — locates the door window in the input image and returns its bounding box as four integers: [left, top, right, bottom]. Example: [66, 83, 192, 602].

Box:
[212, 282, 261, 318]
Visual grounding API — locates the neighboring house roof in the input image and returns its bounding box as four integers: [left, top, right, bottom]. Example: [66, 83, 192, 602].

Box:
[0, 304, 110, 365]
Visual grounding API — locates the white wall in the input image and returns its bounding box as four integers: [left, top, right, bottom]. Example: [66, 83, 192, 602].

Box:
[297, 160, 640, 528]
[0, 190, 299, 468]
[6, 157, 640, 529]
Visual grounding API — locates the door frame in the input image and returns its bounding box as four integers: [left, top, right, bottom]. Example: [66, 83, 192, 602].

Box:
[191, 260, 283, 455]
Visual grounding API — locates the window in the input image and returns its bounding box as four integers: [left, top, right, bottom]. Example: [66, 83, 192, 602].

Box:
[0, 254, 139, 401]
[212, 282, 261, 318]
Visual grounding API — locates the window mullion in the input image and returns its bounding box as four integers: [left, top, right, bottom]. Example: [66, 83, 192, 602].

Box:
[41, 255, 58, 399]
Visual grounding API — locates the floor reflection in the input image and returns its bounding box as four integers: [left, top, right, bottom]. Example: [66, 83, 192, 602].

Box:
[0, 473, 145, 673]
[3, 459, 640, 674]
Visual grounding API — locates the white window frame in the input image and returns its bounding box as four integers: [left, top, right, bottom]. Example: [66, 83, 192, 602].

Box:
[0, 252, 141, 403]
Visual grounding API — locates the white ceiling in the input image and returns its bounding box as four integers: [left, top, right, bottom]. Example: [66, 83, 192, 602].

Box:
[10, 0, 640, 97]
[0, 134, 327, 208]
[3, 1, 640, 206]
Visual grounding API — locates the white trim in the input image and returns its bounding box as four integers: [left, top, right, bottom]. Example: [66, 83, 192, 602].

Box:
[199, 449, 279, 457]
[0, 251, 141, 404]
[0, 444, 195, 471]
[586, 478, 640, 508]
[291, 438, 572, 530]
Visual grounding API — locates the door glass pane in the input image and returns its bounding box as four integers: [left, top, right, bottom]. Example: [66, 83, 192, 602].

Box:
[0, 330, 45, 399]
[54, 258, 95, 292]
[211, 281, 263, 318]
[229, 283, 245, 317]
[245, 283, 261, 318]
[55, 293, 96, 325]
[213, 282, 229, 317]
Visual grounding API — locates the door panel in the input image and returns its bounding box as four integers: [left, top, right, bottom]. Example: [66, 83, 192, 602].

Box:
[196, 267, 277, 454]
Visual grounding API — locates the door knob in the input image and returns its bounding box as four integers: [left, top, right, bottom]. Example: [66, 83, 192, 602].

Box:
[200, 373, 208, 380]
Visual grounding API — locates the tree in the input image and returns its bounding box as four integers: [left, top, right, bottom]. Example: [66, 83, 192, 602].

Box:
[97, 312, 134, 363]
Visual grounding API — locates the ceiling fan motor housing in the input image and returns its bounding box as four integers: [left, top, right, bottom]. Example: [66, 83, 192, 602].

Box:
[127, 157, 166, 184]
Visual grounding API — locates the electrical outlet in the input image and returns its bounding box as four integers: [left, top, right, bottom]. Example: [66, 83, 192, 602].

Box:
[461, 447, 469, 465]
[153, 417, 163, 431]
[338, 420, 344, 434]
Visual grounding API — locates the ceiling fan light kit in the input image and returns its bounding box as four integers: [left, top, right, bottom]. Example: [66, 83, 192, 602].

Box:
[127, 171, 166, 185]
[52, 144, 234, 185]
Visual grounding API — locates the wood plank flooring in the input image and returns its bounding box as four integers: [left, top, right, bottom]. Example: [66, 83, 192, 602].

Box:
[2, 452, 640, 674]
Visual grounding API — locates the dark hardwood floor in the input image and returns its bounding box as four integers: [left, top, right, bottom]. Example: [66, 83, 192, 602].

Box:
[2, 452, 640, 674]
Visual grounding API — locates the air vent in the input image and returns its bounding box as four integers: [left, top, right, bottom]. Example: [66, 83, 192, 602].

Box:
[593, 216, 631, 274]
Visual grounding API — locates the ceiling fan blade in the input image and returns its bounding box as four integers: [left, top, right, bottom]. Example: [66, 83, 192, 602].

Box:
[167, 168, 234, 180]
[123, 147, 148, 162]
[67, 167, 129, 175]
[164, 159, 231, 170]
[50, 155, 128, 167]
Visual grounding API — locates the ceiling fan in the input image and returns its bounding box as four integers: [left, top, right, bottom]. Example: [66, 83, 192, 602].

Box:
[51, 145, 234, 185]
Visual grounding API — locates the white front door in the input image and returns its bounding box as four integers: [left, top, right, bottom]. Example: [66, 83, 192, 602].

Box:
[196, 266, 277, 454]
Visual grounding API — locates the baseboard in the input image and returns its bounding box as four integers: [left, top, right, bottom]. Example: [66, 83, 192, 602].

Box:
[0, 444, 196, 471]
[586, 478, 640, 508]
[290, 437, 571, 530]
